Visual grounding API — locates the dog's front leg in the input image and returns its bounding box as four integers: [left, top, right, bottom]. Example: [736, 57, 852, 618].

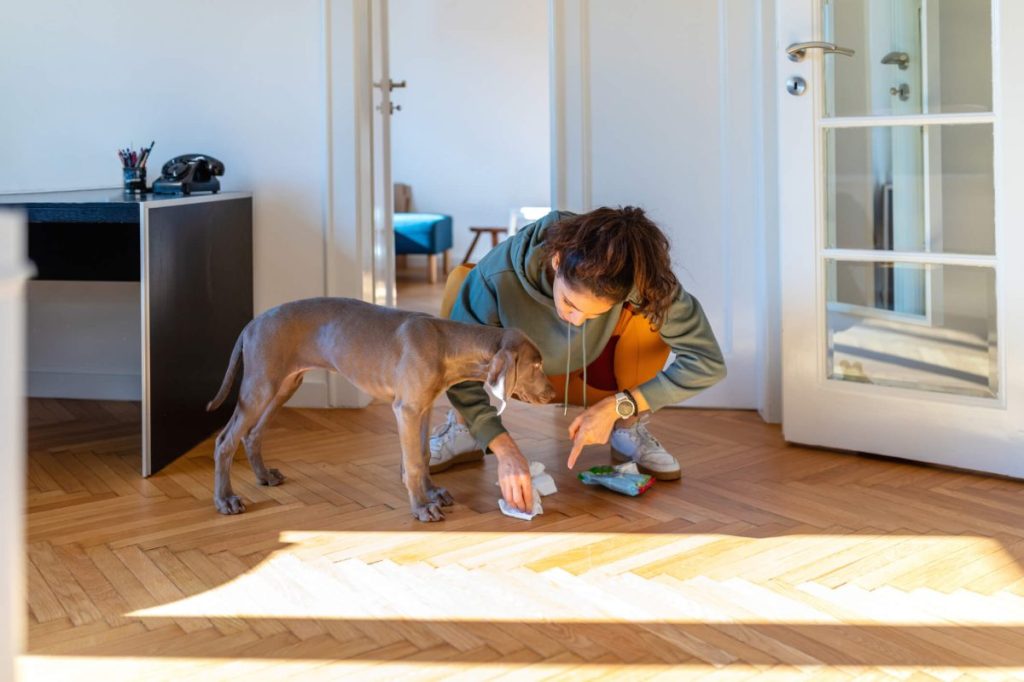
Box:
[394, 401, 445, 522]
[419, 415, 454, 508]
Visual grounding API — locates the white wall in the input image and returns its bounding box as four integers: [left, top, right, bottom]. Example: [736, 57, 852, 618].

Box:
[553, 0, 773, 413]
[3, 0, 550, 404]
[4, 0, 780, 416]
[388, 0, 550, 263]
[0, 0, 342, 405]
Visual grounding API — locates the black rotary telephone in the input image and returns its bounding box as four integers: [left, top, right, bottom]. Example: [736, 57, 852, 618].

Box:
[152, 154, 225, 195]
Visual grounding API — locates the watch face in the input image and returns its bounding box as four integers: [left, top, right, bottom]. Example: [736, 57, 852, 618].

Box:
[616, 399, 634, 418]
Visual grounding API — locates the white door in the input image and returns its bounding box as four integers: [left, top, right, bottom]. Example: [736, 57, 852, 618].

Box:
[779, 0, 1024, 476]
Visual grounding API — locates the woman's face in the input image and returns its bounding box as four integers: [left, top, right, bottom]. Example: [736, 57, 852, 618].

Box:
[551, 255, 617, 326]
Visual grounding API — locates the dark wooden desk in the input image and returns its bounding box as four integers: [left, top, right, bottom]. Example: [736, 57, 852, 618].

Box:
[1, 189, 253, 475]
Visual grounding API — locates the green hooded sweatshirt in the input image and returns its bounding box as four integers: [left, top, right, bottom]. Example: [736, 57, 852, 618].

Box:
[447, 210, 727, 449]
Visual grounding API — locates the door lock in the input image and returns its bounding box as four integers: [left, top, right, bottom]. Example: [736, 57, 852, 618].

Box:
[787, 76, 807, 96]
[889, 83, 911, 101]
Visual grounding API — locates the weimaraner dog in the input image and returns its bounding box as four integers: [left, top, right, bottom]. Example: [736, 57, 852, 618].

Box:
[206, 297, 556, 522]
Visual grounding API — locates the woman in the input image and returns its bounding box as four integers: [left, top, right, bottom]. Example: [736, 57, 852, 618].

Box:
[431, 207, 726, 512]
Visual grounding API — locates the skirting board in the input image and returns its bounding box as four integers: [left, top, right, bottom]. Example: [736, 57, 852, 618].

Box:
[285, 373, 330, 408]
[28, 371, 141, 401]
[288, 373, 372, 409]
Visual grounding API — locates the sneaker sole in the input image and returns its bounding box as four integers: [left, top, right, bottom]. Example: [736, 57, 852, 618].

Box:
[429, 449, 485, 474]
[610, 446, 681, 481]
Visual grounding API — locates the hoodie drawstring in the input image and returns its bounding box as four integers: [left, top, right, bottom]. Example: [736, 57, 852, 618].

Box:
[563, 320, 570, 416]
[563, 319, 588, 417]
[582, 321, 587, 409]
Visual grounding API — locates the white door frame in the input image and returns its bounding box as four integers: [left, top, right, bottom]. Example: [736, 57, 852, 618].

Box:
[369, 0, 396, 310]
[0, 210, 30, 682]
[778, 0, 1024, 476]
[323, 0, 392, 408]
[548, 0, 592, 214]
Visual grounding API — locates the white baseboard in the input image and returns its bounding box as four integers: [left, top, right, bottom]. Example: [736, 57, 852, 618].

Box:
[288, 373, 372, 409]
[27, 371, 141, 401]
[285, 374, 330, 408]
[283, 370, 372, 409]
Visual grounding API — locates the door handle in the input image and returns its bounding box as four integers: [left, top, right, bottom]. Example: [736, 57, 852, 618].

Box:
[881, 51, 911, 70]
[374, 79, 407, 91]
[786, 41, 856, 62]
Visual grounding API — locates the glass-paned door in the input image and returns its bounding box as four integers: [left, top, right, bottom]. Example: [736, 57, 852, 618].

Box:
[778, 0, 1024, 476]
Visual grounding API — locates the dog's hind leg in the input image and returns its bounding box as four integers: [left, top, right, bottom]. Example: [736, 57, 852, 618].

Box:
[213, 375, 277, 515]
[242, 371, 303, 487]
[394, 400, 444, 522]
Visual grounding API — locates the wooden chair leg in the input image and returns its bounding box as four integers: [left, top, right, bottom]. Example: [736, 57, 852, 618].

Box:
[462, 231, 482, 265]
[442, 249, 450, 275]
[427, 254, 438, 284]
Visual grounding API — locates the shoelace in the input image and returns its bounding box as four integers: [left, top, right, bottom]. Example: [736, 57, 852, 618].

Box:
[432, 409, 458, 439]
[632, 421, 663, 449]
[563, 319, 587, 416]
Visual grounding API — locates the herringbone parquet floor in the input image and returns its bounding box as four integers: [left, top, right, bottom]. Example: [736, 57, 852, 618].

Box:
[21, 393, 1024, 680]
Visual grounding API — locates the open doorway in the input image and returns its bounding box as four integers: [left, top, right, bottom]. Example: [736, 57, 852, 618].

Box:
[387, 0, 551, 316]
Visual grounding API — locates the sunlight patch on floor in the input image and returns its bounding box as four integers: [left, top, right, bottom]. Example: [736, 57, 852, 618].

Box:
[125, 531, 1024, 626]
[20, 657, 1024, 682]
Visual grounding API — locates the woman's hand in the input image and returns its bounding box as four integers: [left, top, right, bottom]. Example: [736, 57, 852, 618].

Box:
[567, 397, 619, 469]
[489, 432, 534, 512]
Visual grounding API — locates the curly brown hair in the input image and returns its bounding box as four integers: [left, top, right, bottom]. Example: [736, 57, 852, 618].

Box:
[542, 206, 680, 329]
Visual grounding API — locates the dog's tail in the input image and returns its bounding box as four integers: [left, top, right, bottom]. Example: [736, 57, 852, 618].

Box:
[206, 329, 245, 412]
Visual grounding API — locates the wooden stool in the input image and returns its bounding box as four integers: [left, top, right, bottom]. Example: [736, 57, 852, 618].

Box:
[461, 226, 508, 265]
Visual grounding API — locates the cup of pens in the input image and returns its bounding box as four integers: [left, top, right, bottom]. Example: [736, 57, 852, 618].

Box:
[119, 141, 154, 194]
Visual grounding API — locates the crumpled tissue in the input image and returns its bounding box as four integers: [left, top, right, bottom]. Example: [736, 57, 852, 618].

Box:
[497, 461, 557, 521]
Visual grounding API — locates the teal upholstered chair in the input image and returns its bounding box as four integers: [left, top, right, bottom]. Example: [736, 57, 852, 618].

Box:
[394, 212, 453, 283]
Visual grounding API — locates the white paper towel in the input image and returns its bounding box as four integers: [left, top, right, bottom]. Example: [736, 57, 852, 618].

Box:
[497, 460, 558, 521]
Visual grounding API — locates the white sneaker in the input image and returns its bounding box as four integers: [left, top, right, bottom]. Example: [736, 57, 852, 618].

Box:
[610, 420, 681, 481]
[429, 409, 484, 473]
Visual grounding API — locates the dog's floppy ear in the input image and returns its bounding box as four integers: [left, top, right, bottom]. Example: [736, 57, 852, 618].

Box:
[484, 348, 517, 415]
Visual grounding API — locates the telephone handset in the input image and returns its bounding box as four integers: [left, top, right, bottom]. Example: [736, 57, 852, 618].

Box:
[152, 154, 225, 195]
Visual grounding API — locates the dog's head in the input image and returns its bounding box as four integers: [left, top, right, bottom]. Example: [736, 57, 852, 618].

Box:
[484, 329, 557, 413]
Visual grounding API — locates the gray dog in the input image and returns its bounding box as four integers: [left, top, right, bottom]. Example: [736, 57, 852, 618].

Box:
[206, 297, 556, 521]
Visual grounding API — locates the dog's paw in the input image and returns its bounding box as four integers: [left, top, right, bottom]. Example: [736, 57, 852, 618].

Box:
[411, 502, 446, 522]
[214, 495, 246, 515]
[428, 485, 455, 507]
[258, 468, 285, 486]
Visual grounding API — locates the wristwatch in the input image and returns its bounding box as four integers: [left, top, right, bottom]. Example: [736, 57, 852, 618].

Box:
[614, 390, 638, 419]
